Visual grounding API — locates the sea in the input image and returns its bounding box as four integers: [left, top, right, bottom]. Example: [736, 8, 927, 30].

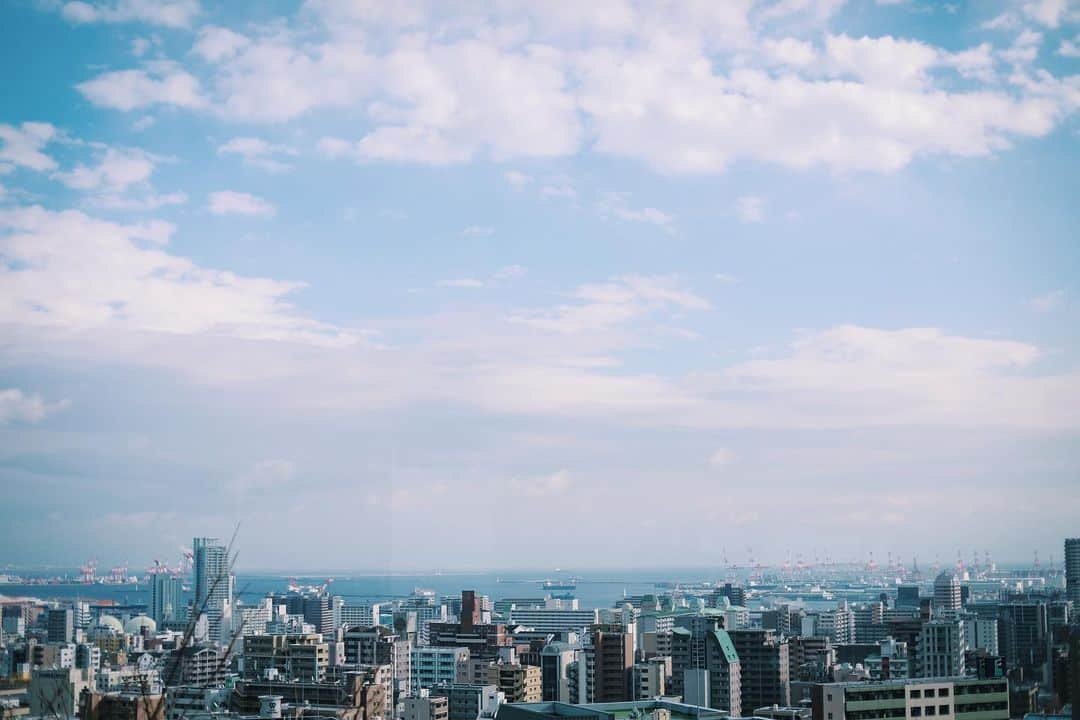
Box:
[0, 568, 800, 611]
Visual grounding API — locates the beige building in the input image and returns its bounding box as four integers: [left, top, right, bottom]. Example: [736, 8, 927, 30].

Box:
[487, 662, 541, 703]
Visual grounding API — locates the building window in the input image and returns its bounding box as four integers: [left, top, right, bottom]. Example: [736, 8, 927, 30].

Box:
[828, 714, 833, 719]
[911, 708, 922, 717]
[939, 689, 949, 697]
[828, 695, 833, 702]
[910, 691, 922, 699]
[939, 707, 949, 715]
[925, 690, 935, 698]
[926, 707, 936, 716]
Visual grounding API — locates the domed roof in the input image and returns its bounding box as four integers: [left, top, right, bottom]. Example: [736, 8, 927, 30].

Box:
[123, 614, 157, 634]
[95, 614, 124, 633]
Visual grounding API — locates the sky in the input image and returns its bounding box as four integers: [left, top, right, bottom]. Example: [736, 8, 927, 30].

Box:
[0, 0, 1078, 573]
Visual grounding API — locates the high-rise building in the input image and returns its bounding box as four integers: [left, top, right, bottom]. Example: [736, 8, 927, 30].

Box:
[918, 618, 966, 678]
[46, 608, 74, 643]
[1066, 538, 1080, 607]
[590, 623, 633, 702]
[487, 662, 541, 703]
[670, 615, 741, 715]
[998, 602, 1049, 673]
[193, 537, 233, 644]
[151, 574, 184, 625]
[729, 629, 790, 710]
[933, 571, 962, 612]
[539, 641, 579, 702]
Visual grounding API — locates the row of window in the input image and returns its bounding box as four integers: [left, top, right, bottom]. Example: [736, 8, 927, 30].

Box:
[911, 705, 951, 716]
[910, 688, 950, 699]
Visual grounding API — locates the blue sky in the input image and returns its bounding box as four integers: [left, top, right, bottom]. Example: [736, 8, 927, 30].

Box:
[1, 0, 1078, 571]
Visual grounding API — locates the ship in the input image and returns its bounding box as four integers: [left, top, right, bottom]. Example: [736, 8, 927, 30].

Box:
[541, 579, 577, 590]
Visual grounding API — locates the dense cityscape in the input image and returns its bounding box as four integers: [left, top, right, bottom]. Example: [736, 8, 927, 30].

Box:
[0, 538, 1077, 720]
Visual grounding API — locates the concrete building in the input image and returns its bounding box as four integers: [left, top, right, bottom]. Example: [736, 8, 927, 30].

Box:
[428, 683, 500, 720]
[812, 676, 1009, 720]
[412, 646, 470, 689]
[193, 537, 233, 644]
[590, 623, 633, 703]
[341, 603, 383, 629]
[631, 656, 669, 700]
[28, 667, 94, 717]
[165, 645, 225, 687]
[46, 608, 74, 643]
[865, 637, 910, 680]
[242, 633, 329, 681]
[998, 602, 1049, 674]
[897, 585, 921, 609]
[404, 690, 449, 720]
[670, 615, 741, 715]
[487, 662, 541, 703]
[507, 609, 600, 635]
[539, 642, 579, 703]
[497, 699, 727, 720]
[429, 592, 508, 661]
[150, 574, 184, 626]
[1065, 538, 1080, 608]
[918, 619, 966, 678]
[730, 628, 790, 710]
[933, 572, 962, 613]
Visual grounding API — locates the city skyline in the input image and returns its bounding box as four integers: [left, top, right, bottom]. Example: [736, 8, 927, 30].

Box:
[1, 0, 1079, 569]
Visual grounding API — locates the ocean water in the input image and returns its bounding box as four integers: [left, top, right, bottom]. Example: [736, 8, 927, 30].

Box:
[0, 568, 743, 610]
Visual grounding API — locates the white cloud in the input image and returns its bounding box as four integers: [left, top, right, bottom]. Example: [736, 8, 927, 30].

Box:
[229, 459, 296, 496]
[207, 190, 275, 217]
[709, 448, 736, 467]
[1022, 0, 1073, 28]
[597, 191, 675, 229]
[504, 170, 532, 187]
[217, 137, 297, 173]
[1060, 36, 1080, 57]
[459, 225, 494, 237]
[60, 0, 200, 28]
[493, 265, 526, 281]
[514, 274, 710, 334]
[509, 469, 572, 497]
[736, 195, 765, 223]
[0, 206, 346, 344]
[77, 63, 206, 111]
[0, 122, 59, 173]
[192, 25, 250, 62]
[438, 278, 485, 289]
[54, 147, 157, 193]
[1030, 289, 1065, 312]
[0, 388, 68, 425]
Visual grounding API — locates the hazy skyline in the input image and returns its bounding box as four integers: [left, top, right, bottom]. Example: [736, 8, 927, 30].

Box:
[1, 0, 1078, 570]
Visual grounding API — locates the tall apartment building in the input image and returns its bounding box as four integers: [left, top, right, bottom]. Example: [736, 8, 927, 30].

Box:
[193, 537, 233, 643]
[918, 619, 966, 678]
[151, 574, 184, 625]
[632, 656, 669, 700]
[590, 623, 633, 702]
[343, 624, 412, 709]
[1066, 538, 1080, 607]
[412, 646, 470, 689]
[242, 633, 329, 681]
[507, 608, 599, 634]
[812, 676, 1009, 720]
[341, 602, 383, 629]
[405, 691, 449, 720]
[670, 615, 741, 715]
[730, 628, 790, 709]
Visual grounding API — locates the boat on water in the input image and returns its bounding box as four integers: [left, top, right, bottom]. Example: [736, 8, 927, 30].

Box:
[541, 579, 577, 590]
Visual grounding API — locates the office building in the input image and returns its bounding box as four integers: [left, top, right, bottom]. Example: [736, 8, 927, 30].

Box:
[998, 602, 1049, 673]
[590, 623, 633, 703]
[812, 676, 1009, 720]
[918, 619, 965, 678]
[933, 571, 961, 613]
[46, 608, 74, 643]
[150, 574, 184, 625]
[1066, 538, 1080, 607]
[507, 608, 599, 634]
[897, 585, 921, 609]
[632, 656, 669, 700]
[540, 641, 579, 703]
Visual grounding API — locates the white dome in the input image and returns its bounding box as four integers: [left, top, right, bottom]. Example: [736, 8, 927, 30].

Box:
[95, 615, 124, 633]
[124, 615, 157, 634]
